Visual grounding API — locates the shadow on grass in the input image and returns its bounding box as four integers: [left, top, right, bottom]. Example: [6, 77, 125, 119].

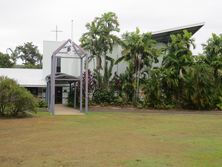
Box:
[0, 107, 49, 119]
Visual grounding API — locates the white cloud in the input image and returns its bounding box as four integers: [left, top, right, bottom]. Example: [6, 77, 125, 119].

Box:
[0, 0, 221, 54]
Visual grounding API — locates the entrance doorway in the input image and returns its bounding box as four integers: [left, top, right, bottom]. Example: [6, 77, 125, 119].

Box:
[55, 87, 62, 104]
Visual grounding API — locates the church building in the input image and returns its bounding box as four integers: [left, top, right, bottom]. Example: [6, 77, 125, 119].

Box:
[0, 23, 204, 105]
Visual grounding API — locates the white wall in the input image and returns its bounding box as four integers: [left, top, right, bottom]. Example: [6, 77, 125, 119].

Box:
[43, 41, 62, 79]
[43, 41, 81, 79]
[88, 44, 127, 76]
[108, 44, 127, 75]
[43, 41, 166, 81]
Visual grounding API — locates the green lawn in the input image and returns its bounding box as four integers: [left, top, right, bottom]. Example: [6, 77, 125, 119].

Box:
[0, 111, 222, 167]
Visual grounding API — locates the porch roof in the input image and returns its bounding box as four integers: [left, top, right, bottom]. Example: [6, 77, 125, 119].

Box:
[46, 72, 79, 84]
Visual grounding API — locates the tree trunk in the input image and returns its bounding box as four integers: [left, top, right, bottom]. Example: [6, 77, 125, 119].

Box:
[133, 55, 139, 104]
[96, 56, 101, 71]
[103, 53, 108, 88]
[136, 57, 141, 102]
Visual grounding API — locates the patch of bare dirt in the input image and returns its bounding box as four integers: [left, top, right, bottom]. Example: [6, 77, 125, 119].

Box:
[89, 105, 222, 114]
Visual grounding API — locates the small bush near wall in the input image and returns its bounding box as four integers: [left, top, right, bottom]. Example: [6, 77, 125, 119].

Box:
[37, 98, 48, 108]
[0, 76, 37, 117]
[93, 89, 115, 104]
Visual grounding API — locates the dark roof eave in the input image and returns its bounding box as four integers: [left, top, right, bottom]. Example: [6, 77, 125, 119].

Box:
[151, 22, 204, 44]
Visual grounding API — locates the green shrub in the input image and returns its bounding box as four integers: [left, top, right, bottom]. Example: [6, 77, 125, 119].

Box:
[143, 68, 166, 108]
[113, 96, 124, 105]
[67, 89, 81, 107]
[0, 76, 37, 117]
[68, 90, 74, 107]
[93, 89, 115, 104]
[182, 64, 216, 110]
[37, 98, 48, 108]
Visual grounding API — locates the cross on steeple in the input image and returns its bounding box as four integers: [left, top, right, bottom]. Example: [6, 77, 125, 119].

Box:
[51, 25, 63, 41]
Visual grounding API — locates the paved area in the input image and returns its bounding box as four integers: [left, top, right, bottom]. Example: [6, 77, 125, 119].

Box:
[55, 104, 84, 115]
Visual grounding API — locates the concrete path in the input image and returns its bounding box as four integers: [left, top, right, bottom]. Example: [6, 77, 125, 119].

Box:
[55, 104, 84, 115]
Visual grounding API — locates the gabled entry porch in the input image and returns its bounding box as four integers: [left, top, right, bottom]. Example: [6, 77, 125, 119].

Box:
[46, 72, 81, 115]
[47, 39, 90, 115]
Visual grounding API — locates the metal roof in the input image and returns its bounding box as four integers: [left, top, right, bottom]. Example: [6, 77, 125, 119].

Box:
[152, 22, 205, 43]
[0, 68, 46, 87]
[46, 72, 79, 84]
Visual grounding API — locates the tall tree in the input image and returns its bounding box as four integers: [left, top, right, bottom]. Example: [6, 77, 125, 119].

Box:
[202, 33, 222, 83]
[80, 12, 120, 88]
[6, 48, 18, 65]
[162, 30, 195, 76]
[80, 19, 102, 70]
[15, 42, 42, 68]
[116, 28, 159, 102]
[0, 52, 14, 68]
[142, 67, 164, 108]
[182, 64, 215, 109]
[162, 30, 195, 104]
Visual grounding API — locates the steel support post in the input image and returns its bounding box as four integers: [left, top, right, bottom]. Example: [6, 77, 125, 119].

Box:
[50, 55, 56, 115]
[74, 82, 77, 109]
[80, 58, 83, 112]
[46, 81, 49, 111]
[85, 54, 89, 112]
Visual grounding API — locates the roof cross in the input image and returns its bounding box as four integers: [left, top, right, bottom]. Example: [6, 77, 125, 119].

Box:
[51, 25, 63, 41]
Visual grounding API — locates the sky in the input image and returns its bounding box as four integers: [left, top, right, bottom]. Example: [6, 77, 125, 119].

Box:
[0, 0, 221, 54]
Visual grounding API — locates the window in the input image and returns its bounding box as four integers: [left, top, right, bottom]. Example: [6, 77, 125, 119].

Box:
[57, 58, 61, 72]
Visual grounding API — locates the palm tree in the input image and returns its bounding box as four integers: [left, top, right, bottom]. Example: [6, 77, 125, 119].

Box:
[182, 64, 215, 109]
[116, 28, 159, 103]
[80, 12, 120, 89]
[162, 30, 195, 104]
[80, 20, 102, 70]
[6, 48, 18, 65]
[142, 67, 163, 108]
[119, 63, 135, 102]
[161, 67, 178, 104]
[202, 33, 222, 84]
[162, 30, 195, 76]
